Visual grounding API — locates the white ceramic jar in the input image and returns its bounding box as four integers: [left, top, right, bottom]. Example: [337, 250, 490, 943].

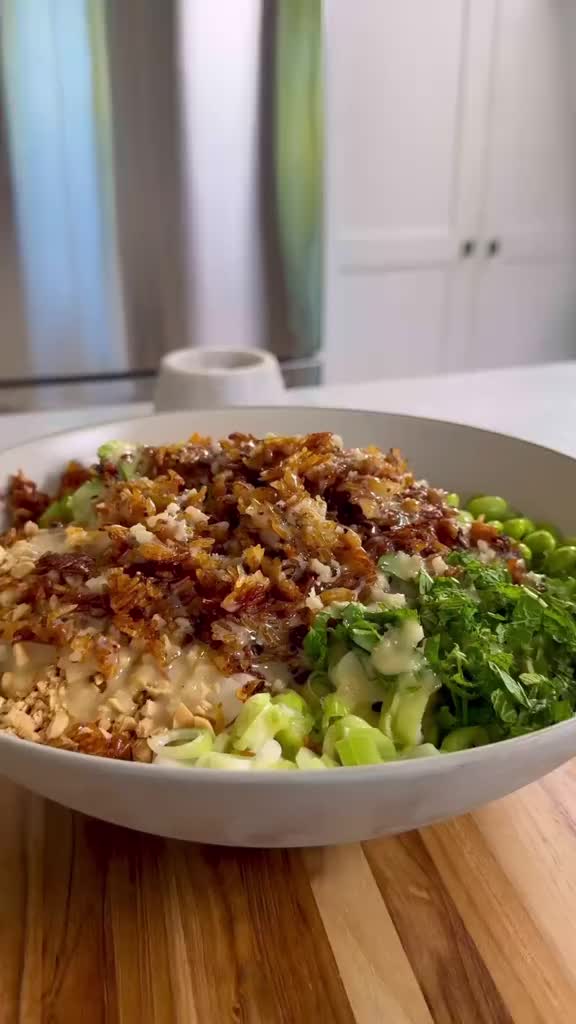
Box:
[154, 348, 285, 411]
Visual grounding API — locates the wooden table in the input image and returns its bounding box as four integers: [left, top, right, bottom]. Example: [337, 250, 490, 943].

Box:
[2, 763, 576, 1024]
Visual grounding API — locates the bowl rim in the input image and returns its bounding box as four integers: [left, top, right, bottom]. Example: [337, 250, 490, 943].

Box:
[1, 713, 575, 783]
[1, 404, 575, 782]
[1, 403, 575, 462]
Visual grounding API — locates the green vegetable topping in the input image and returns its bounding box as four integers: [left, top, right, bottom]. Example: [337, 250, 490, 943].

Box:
[467, 495, 509, 520]
[524, 529, 557, 557]
[546, 546, 576, 577]
[535, 522, 563, 542]
[441, 726, 489, 752]
[486, 520, 503, 533]
[69, 479, 104, 527]
[97, 440, 146, 481]
[503, 517, 535, 541]
[38, 495, 73, 528]
[516, 542, 532, 565]
[457, 510, 474, 526]
[420, 552, 576, 737]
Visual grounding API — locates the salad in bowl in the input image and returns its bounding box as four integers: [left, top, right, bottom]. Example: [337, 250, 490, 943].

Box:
[2, 427, 576, 774]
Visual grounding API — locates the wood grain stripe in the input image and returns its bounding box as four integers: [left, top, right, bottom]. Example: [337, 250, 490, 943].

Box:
[422, 815, 576, 1023]
[167, 845, 356, 1024]
[17, 801, 44, 1024]
[0, 784, 38, 1024]
[106, 828, 191, 1024]
[474, 778, 576, 992]
[305, 844, 433, 1024]
[0, 789, 112, 1024]
[41, 806, 111, 1024]
[364, 831, 513, 1024]
[157, 853, 199, 1024]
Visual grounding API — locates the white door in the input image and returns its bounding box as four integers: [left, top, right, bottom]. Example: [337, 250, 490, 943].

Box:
[470, 0, 576, 368]
[324, 0, 492, 382]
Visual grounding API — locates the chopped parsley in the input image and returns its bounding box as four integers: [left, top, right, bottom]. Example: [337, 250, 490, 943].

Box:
[304, 553, 576, 748]
[418, 553, 576, 737]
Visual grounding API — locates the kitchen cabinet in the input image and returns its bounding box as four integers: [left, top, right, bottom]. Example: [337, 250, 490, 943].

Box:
[468, 0, 576, 368]
[325, 0, 576, 382]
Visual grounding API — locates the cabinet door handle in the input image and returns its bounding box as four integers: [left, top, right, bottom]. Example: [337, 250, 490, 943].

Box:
[460, 239, 476, 258]
[486, 238, 501, 257]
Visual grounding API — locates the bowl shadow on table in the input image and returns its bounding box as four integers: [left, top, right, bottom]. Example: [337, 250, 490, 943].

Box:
[5, 771, 575, 1024]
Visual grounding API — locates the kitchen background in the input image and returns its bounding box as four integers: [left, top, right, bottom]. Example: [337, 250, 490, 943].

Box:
[0, 0, 575, 410]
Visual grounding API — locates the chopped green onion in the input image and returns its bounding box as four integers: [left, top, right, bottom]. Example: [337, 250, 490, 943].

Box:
[323, 715, 396, 764]
[97, 441, 144, 480]
[230, 693, 271, 739]
[272, 690, 310, 715]
[400, 743, 440, 759]
[150, 727, 214, 762]
[380, 672, 440, 749]
[275, 719, 312, 760]
[336, 732, 383, 766]
[232, 701, 288, 754]
[213, 732, 231, 753]
[295, 747, 328, 770]
[441, 726, 489, 752]
[304, 671, 331, 708]
[38, 495, 73, 528]
[195, 752, 254, 771]
[69, 479, 104, 526]
[322, 714, 371, 760]
[252, 738, 283, 767]
[321, 693, 350, 730]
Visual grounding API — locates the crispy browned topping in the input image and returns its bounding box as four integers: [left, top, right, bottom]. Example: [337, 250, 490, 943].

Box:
[469, 519, 507, 549]
[62, 724, 134, 760]
[36, 552, 97, 577]
[6, 472, 50, 527]
[56, 460, 93, 498]
[1, 432, 466, 679]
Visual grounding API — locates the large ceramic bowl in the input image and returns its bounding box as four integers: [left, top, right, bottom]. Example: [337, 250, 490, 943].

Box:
[1, 407, 576, 847]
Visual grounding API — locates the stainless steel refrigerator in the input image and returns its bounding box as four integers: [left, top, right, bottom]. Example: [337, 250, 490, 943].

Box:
[0, 0, 323, 411]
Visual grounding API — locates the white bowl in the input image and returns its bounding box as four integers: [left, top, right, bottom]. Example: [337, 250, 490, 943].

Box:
[1, 407, 576, 847]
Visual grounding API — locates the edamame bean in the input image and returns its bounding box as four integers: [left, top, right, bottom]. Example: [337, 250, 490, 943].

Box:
[467, 495, 509, 521]
[516, 542, 532, 565]
[441, 726, 489, 753]
[535, 521, 563, 542]
[503, 517, 535, 541]
[486, 520, 503, 533]
[524, 530, 557, 557]
[445, 492, 460, 508]
[457, 510, 474, 525]
[546, 545, 576, 577]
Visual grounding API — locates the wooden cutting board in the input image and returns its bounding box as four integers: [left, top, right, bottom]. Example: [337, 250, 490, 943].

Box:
[2, 762, 576, 1024]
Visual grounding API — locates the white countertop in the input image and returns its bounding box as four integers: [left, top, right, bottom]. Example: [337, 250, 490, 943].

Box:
[2, 362, 575, 455]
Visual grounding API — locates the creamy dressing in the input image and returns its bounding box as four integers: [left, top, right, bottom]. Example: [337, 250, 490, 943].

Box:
[0, 525, 256, 738]
[385, 552, 423, 582]
[0, 640, 250, 736]
[371, 619, 424, 676]
[0, 642, 56, 699]
[330, 650, 384, 707]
